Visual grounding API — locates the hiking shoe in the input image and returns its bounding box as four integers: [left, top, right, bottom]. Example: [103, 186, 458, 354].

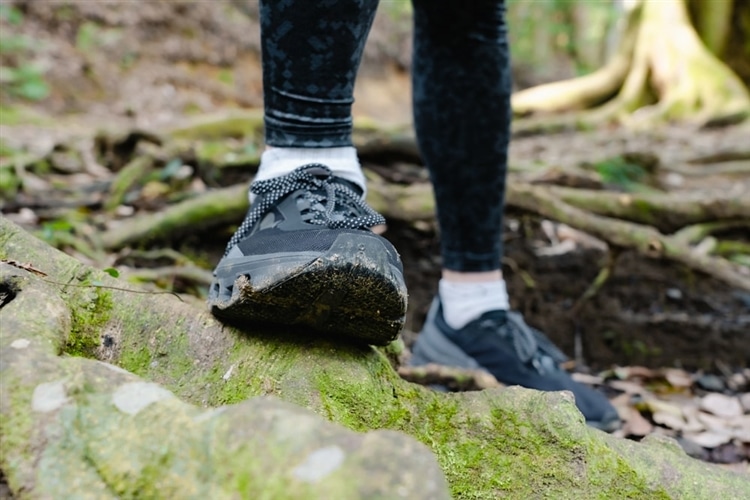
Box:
[411, 298, 621, 431]
[208, 164, 407, 345]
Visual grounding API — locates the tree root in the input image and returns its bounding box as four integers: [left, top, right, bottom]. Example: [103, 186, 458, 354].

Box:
[511, 0, 750, 128]
[397, 363, 502, 392]
[2, 217, 749, 498]
[96, 170, 750, 291]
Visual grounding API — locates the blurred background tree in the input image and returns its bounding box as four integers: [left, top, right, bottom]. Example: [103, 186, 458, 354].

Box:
[509, 0, 750, 125]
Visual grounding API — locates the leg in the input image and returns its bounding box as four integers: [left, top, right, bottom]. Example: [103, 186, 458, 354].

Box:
[209, 0, 407, 345]
[409, 0, 620, 430]
[255, 0, 380, 190]
[412, 0, 512, 274]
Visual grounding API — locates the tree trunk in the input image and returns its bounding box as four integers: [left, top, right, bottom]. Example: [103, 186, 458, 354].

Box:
[2, 217, 749, 498]
[512, 0, 750, 126]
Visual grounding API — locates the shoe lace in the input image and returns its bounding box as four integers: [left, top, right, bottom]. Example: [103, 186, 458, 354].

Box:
[225, 164, 386, 254]
[480, 311, 569, 374]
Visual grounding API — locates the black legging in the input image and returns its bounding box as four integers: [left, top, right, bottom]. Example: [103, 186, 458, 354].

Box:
[260, 0, 512, 272]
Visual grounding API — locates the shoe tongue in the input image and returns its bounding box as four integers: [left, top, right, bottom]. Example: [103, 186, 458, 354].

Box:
[479, 309, 508, 323]
[330, 177, 364, 198]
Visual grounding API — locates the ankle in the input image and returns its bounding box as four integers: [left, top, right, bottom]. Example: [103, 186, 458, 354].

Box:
[252, 147, 366, 201]
[438, 277, 509, 330]
[441, 269, 502, 283]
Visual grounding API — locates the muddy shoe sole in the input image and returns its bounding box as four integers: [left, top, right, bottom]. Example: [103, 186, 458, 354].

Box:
[208, 232, 407, 345]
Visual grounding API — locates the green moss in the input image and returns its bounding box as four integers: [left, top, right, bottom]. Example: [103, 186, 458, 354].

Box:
[0, 375, 35, 491]
[118, 346, 152, 377]
[64, 286, 112, 358]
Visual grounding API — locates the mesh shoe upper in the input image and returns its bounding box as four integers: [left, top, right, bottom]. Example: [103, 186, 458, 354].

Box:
[209, 163, 407, 344]
[412, 298, 621, 430]
[222, 164, 402, 271]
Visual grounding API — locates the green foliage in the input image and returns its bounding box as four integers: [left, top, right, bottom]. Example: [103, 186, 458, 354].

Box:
[508, 0, 619, 79]
[0, 5, 50, 101]
[0, 138, 21, 198]
[593, 156, 648, 191]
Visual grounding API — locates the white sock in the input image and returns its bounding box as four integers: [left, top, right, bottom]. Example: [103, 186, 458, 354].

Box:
[250, 146, 366, 202]
[439, 279, 510, 330]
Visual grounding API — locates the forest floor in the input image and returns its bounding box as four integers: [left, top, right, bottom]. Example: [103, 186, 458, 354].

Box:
[1, 0, 748, 476]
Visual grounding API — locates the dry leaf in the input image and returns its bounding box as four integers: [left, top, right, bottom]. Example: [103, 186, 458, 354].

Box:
[652, 411, 688, 431]
[697, 411, 730, 432]
[609, 380, 645, 395]
[739, 393, 750, 413]
[639, 398, 683, 417]
[621, 366, 656, 380]
[623, 407, 653, 437]
[571, 372, 604, 385]
[663, 368, 693, 388]
[683, 431, 732, 449]
[700, 393, 743, 418]
[732, 428, 750, 443]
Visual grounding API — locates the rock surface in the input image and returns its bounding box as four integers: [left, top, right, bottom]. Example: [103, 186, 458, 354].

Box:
[1, 217, 749, 499]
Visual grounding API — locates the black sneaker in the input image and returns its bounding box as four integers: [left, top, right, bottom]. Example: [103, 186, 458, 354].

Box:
[411, 298, 621, 431]
[208, 164, 407, 345]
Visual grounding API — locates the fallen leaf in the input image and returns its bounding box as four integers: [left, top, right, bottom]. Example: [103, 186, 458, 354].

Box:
[609, 380, 645, 395]
[663, 368, 693, 388]
[697, 411, 730, 432]
[571, 372, 604, 385]
[623, 406, 653, 437]
[739, 392, 750, 412]
[680, 405, 708, 433]
[652, 411, 688, 431]
[700, 393, 743, 418]
[621, 366, 656, 380]
[732, 428, 750, 443]
[637, 398, 682, 417]
[683, 431, 732, 449]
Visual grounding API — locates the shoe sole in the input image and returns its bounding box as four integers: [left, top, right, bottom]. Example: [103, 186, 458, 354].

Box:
[208, 233, 407, 345]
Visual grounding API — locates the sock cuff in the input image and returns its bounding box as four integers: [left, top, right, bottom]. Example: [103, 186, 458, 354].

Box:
[439, 278, 510, 329]
[251, 147, 366, 202]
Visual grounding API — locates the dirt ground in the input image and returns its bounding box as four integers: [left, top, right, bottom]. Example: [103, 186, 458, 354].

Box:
[2, 0, 749, 472]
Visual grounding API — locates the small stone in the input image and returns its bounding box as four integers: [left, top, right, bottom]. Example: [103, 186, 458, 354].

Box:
[10, 339, 30, 349]
[292, 446, 346, 483]
[32, 380, 68, 413]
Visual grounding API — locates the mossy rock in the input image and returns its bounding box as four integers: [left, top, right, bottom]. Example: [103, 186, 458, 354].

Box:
[1, 218, 749, 499]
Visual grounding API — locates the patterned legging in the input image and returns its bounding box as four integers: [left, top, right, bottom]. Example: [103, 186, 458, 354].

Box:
[260, 0, 512, 272]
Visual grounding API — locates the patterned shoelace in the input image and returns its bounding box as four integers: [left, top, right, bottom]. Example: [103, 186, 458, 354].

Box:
[224, 164, 385, 255]
[480, 311, 569, 374]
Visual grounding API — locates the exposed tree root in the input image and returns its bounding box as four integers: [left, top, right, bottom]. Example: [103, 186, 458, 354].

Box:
[511, 0, 750, 128]
[96, 169, 750, 291]
[2, 217, 749, 498]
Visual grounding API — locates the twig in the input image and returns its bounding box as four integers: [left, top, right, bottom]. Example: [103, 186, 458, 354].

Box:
[397, 363, 502, 392]
[569, 249, 621, 366]
[39, 278, 184, 302]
